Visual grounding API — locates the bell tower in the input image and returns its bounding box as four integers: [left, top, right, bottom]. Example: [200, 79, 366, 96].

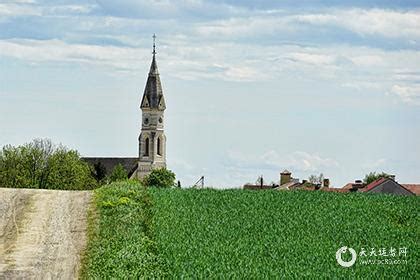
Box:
[136, 34, 167, 178]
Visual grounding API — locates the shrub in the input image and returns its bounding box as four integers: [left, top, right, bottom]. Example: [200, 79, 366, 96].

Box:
[142, 168, 175, 188]
[109, 164, 128, 182]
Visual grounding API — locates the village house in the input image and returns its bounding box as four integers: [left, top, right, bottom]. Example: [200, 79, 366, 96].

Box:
[338, 177, 420, 196]
[243, 170, 420, 196]
[243, 170, 330, 190]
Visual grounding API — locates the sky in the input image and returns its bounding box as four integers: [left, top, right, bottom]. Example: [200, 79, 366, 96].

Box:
[1, 0, 419, 188]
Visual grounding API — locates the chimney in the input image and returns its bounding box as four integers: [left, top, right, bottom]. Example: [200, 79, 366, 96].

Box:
[351, 180, 363, 191]
[323, 178, 330, 188]
[280, 170, 292, 186]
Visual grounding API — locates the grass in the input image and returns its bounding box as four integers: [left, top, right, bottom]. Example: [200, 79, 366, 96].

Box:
[81, 180, 166, 278]
[82, 181, 419, 278]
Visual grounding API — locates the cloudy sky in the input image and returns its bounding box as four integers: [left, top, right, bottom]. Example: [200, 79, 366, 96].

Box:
[1, 0, 419, 187]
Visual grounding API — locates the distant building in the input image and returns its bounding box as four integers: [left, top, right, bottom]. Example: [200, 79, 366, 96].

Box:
[244, 170, 304, 190]
[82, 35, 167, 179]
[275, 170, 301, 190]
[337, 177, 419, 196]
[243, 175, 278, 190]
[360, 178, 415, 195]
[135, 35, 167, 179]
[401, 184, 420, 195]
[243, 184, 277, 190]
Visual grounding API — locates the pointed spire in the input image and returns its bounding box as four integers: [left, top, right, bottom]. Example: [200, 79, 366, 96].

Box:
[152, 33, 156, 56]
[141, 33, 165, 110]
[149, 34, 159, 75]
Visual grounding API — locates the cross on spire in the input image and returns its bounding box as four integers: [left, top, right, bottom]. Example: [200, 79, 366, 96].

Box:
[152, 33, 156, 55]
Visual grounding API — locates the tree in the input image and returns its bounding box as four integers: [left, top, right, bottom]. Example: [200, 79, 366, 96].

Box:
[308, 173, 324, 185]
[0, 145, 28, 188]
[109, 164, 128, 182]
[142, 168, 176, 188]
[0, 139, 97, 190]
[20, 139, 54, 188]
[46, 147, 97, 190]
[363, 172, 392, 185]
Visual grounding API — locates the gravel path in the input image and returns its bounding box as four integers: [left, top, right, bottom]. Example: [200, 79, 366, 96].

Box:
[0, 188, 92, 279]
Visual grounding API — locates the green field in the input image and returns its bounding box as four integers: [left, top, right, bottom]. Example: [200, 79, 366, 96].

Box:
[83, 181, 419, 278]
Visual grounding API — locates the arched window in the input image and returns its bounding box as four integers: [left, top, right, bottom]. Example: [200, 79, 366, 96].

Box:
[144, 138, 149, 156]
[157, 137, 162, 156]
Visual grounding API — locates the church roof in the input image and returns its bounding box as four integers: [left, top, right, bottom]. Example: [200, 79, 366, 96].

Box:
[140, 51, 166, 110]
[81, 157, 138, 178]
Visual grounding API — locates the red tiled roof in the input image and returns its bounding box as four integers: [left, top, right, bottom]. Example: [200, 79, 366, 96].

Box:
[243, 184, 275, 190]
[363, 177, 388, 192]
[341, 183, 354, 190]
[301, 186, 316, 191]
[402, 184, 420, 195]
[322, 187, 349, 193]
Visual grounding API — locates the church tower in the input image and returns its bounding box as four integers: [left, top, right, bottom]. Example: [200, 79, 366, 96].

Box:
[136, 34, 167, 178]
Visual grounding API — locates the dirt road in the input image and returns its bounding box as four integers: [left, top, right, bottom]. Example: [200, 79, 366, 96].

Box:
[0, 188, 92, 279]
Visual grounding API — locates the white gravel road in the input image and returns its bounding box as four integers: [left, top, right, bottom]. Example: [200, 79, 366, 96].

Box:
[0, 188, 92, 279]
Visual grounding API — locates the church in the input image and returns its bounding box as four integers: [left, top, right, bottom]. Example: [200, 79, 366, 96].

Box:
[83, 35, 167, 179]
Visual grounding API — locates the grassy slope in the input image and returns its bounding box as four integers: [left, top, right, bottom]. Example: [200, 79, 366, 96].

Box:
[81, 181, 166, 278]
[83, 182, 419, 278]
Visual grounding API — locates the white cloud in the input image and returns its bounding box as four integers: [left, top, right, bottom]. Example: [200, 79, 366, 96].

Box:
[0, 39, 146, 73]
[191, 8, 420, 43]
[341, 81, 382, 91]
[195, 16, 292, 38]
[284, 52, 336, 66]
[1, 5, 419, 100]
[295, 9, 420, 40]
[0, 3, 41, 17]
[350, 55, 384, 67]
[390, 85, 420, 105]
[95, 0, 246, 19]
[1, 37, 419, 92]
[393, 69, 420, 83]
[0, 2, 97, 18]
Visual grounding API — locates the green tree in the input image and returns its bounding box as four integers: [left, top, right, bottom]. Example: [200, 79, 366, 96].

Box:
[47, 147, 97, 190]
[0, 139, 97, 190]
[109, 164, 128, 182]
[142, 168, 176, 188]
[20, 139, 54, 188]
[363, 172, 392, 185]
[0, 145, 28, 188]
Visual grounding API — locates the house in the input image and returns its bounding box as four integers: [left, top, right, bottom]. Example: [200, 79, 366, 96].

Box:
[243, 184, 277, 190]
[243, 174, 278, 190]
[401, 184, 420, 195]
[275, 170, 302, 189]
[338, 177, 418, 196]
[360, 178, 415, 195]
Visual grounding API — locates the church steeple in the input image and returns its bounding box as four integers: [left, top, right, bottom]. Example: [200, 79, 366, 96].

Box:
[136, 34, 167, 179]
[141, 34, 165, 110]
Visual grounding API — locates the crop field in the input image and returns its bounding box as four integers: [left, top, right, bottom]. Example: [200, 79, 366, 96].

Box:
[83, 181, 419, 278]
